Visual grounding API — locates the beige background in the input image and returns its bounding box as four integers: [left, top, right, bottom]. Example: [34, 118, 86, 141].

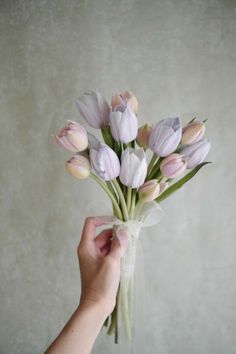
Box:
[1, 0, 236, 353]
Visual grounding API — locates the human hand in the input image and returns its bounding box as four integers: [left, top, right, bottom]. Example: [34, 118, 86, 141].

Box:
[78, 216, 129, 317]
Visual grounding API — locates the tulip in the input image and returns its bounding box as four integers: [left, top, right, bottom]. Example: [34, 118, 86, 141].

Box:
[90, 142, 120, 181]
[111, 91, 138, 114]
[76, 91, 110, 129]
[110, 104, 138, 143]
[87, 132, 100, 150]
[136, 124, 152, 149]
[159, 182, 169, 194]
[160, 153, 187, 179]
[138, 179, 160, 202]
[181, 121, 205, 145]
[148, 117, 182, 157]
[181, 139, 211, 169]
[66, 155, 91, 179]
[54, 120, 88, 152]
[120, 147, 147, 188]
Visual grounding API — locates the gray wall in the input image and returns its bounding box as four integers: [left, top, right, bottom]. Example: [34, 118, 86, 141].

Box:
[0, 1, 236, 353]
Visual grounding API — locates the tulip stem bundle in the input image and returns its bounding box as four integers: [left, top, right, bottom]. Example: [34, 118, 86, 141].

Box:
[112, 179, 129, 221]
[147, 153, 158, 177]
[54, 90, 211, 344]
[126, 186, 132, 213]
[90, 173, 123, 220]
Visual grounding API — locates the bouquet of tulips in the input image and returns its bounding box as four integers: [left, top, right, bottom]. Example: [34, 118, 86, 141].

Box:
[54, 90, 211, 343]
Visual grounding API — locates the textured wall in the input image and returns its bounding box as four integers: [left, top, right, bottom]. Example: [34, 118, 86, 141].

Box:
[0, 0, 236, 353]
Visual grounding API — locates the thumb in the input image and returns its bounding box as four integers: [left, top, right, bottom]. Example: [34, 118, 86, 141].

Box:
[109, 226, 129, 261]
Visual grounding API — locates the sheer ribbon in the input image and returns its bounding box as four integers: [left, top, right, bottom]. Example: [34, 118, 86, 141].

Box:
[85, 200, 163, 348]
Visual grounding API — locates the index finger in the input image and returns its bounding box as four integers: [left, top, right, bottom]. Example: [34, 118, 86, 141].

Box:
[80, 216, 114, 246]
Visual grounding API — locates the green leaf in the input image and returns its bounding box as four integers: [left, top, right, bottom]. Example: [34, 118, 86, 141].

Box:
[101, 127, 114, 148]
[155, 162, 212, 203]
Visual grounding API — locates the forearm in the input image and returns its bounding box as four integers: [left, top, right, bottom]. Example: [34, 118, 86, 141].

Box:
[45, 301, 108, 354]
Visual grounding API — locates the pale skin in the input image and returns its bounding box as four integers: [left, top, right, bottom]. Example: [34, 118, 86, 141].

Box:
[45, 216, 129, 354]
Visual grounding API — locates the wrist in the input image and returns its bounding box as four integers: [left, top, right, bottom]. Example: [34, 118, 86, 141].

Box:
[79, 296, 114, 319]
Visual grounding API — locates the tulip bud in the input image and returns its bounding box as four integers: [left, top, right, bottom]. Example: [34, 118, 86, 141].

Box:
[90, 143, 120, 181]
[110, 104, 138, 143]
[120, 147, 147, 188]
[136, 124, 152, 149]
[66, 155, 91, 179]
[181, 139, 211, 169]
[111, 91, 138, 114]
[181, 121, 205, 145]
[138, 180, 160, 202]
[76, 91, 110, 129]
[54, 120, 88, 152]
[149, 117, 182, 157]
[159, 182, 169, 194]
[160, 153, 187, 179]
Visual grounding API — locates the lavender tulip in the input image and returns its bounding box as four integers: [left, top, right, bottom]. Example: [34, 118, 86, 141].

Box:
[181, 139, 211, 169]
[148, 117, 182, 157]
[119, 147, 147, 188]
[160, 153, 187, 179]
[76, 91, 110, 129]
[90, 142, 120, 181]
[54, 120, 88, 152]
[110, 104, 138, 143]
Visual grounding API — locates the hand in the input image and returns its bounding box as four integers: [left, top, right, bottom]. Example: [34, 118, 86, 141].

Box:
[78, 216, 129, 316]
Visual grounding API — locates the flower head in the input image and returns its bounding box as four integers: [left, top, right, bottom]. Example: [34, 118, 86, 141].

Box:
[149, 117, 182, 157]
[54, 120, 88, 152]
[76, 91, 110, 128]
[119, 147, 147, 188]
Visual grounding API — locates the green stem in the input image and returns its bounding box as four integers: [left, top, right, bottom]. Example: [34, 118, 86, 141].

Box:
[121, 279, 132, 340]
[106, 182, 119, 218]
[112, 179, 129, 221]
[127, 186, 132, 214]
[91, 173, 123, 220]
[101, 126, 114, 148]
[148, 157, 162, 180]
[130, 190, 137, 218]
[107, 181, 119, 202]
[147, 153, 158, 177]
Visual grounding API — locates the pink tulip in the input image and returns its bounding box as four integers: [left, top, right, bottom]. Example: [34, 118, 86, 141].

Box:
[136, 124, 152, 149]
[138, 179, 160, 202]
[66, 155, 91, 179]
[160, 153, 187, 179]
[111, 91, 138, 114]
[181, 121, 205, 145]
[54, 120, 88, 152]
[159, 182, 169, 194]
